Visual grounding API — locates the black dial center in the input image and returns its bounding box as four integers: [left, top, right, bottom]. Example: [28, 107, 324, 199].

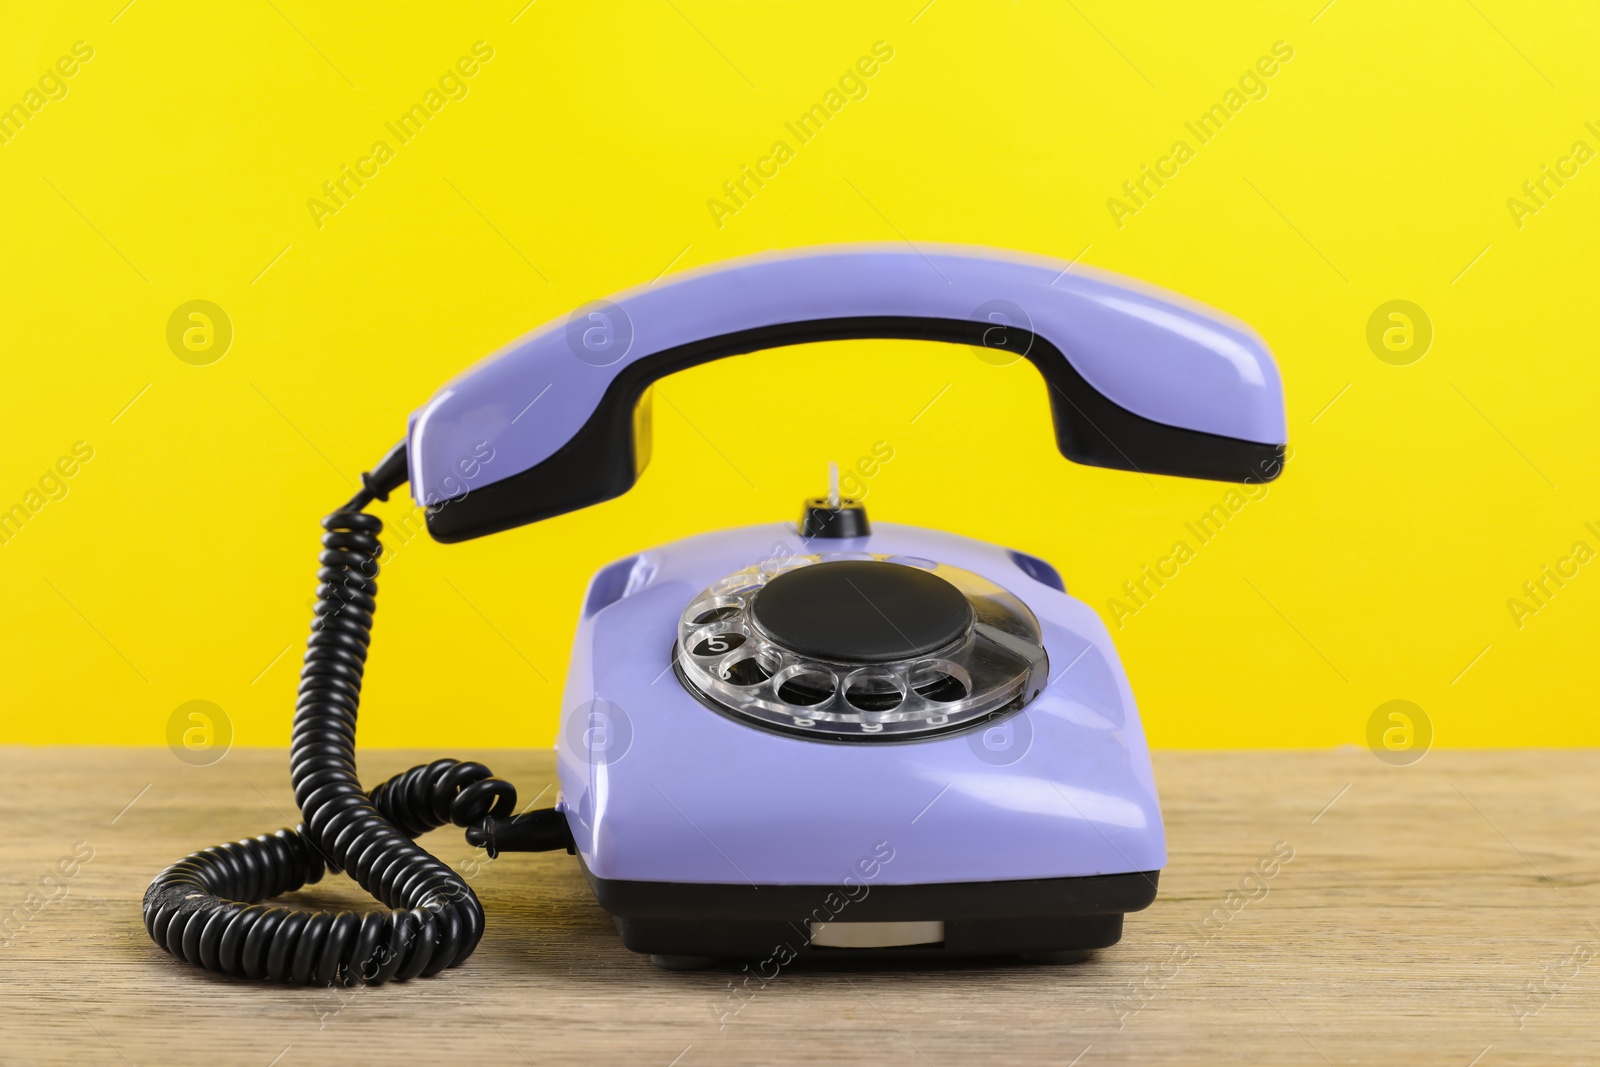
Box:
[750, 560, 973, 664]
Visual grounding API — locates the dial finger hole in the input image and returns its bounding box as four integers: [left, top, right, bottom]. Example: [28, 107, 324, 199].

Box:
[708, 574, 764, 597]
[843, 668, 906, 713]
[686, 595, 742, 626]
[718, 654, 774, 687]
[773, 665, 837, 707]
[692, 632, 746, 657]
[911, 660, 971, 703]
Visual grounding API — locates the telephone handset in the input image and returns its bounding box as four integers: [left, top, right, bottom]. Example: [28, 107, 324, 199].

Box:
[144, 245, 1286, 983]
[412, 244, 1284, 539]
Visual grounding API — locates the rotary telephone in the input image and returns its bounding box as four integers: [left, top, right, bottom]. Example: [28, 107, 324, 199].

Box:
[143, 244, 1286, 982]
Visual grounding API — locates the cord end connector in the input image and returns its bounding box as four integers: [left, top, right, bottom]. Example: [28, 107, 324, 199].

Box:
[467, 809, 574, 859]
[360, 440, 410, 503]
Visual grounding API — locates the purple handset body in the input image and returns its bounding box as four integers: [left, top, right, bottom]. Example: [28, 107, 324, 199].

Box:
[406, 244, 1286, 508]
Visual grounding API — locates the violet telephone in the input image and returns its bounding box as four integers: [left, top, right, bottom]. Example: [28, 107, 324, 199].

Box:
[143, 245, 1287, 981]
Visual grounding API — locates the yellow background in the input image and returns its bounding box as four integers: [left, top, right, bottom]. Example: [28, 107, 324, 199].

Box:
[3, 1, 1596, 750]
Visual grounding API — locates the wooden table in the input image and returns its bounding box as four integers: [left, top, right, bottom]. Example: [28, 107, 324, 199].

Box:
[1, 747, 1594, 1066]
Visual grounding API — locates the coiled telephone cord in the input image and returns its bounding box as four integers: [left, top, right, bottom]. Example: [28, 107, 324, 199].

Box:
[142, 444, 569, 985]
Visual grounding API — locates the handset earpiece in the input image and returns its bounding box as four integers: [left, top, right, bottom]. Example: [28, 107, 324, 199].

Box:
[409, 244, 1287, 542]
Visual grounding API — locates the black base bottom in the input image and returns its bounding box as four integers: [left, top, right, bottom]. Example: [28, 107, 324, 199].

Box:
[650, 948, 1091, 970]
[582, 861, 1159, 966]
[620, 912, 1127, 963]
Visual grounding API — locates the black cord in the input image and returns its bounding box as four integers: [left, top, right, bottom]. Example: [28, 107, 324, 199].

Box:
[142, 444, 570, 985]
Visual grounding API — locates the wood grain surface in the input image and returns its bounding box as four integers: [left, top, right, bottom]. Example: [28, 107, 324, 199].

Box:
[1, 746, 1595, 1066]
